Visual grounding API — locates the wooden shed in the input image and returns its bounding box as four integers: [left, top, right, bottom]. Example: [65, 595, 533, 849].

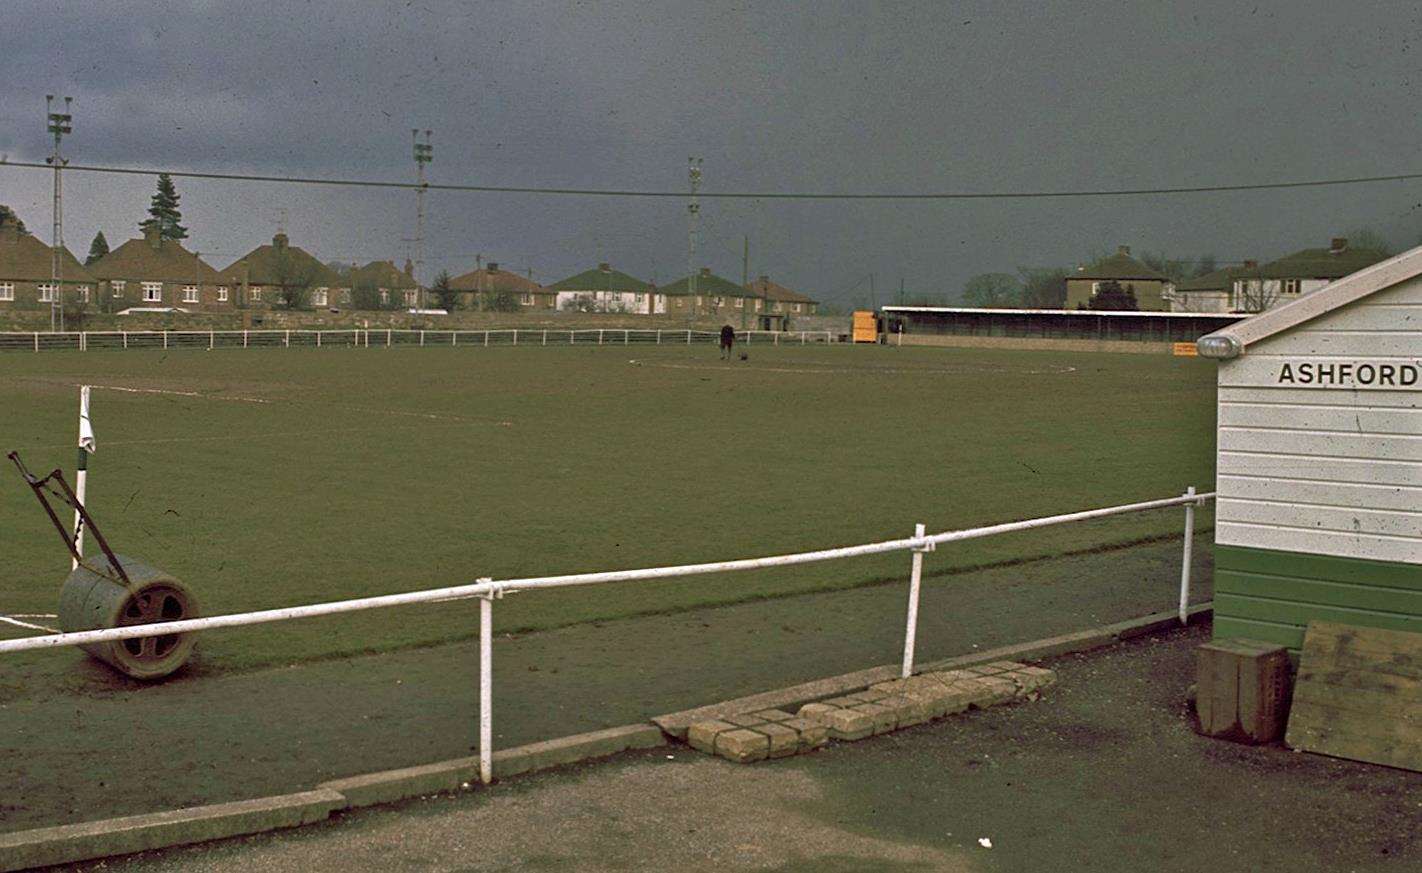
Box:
[1196, 248, 1422, 654]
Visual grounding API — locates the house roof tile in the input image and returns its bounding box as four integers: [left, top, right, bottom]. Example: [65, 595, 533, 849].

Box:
[549, 265, 651, 293]
[0, 221, 96, 284]
[217, 234, 342, 287]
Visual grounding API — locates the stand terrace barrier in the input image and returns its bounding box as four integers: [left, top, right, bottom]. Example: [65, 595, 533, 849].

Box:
[0, 328, 839, 354]
[0, 489, 1212, 786]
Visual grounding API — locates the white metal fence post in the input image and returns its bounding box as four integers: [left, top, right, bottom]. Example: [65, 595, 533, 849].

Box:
[484, 330, 489, 347]
[387, 329, 392, 348]
[479, 583, 495, 785]
[657, 329, 662, 344]
[686, 329, 691, 345]
[542, 329, 547, 346]
[902, 523, 931, 678]
[1178, 485, 1197, 625]
[33, 332, 38, 352]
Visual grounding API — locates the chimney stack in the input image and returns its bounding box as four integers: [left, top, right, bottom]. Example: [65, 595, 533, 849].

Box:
[1330, 237, 1348, 254]
[272, 232, 288, 250]
[598, 262, 611, 272]
[1117, 245, 1131, 256]
[1243, 259, 1258, 271]
[487, 262, 499, 273]
[144, 225, 161, 249]
[699, 267, 712, 277]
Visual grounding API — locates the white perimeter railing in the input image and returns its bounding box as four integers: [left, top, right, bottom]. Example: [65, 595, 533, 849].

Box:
[0, 489, 1213, 785]
[0, 328, 838, 353]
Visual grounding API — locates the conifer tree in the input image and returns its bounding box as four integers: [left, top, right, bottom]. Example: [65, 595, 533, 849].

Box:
[0, 204, 27, 234]
[138, 174, 188, 240]
[86, 231, 110, 265]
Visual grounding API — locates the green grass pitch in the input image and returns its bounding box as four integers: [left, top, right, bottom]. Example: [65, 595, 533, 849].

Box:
[0, 342, 1217, 675]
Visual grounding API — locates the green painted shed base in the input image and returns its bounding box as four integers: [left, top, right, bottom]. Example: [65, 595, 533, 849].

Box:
[1214, 545, 1422, 656]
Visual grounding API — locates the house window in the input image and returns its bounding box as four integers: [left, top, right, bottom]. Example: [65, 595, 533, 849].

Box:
[734, 297, 744, 308]
[1281, 279, 1302, 295]
[38, 283, 57, 302]
[403, 290, 417, 307]
[182, 285, 200, 303]
[635, 292, 645, 304]
[142, 282, 163, 302]
[78, 285, 90, 302]
[1090, 282, 1101, 295]
[111, 280, 126, 297]
[0, 283, 13, 301]
[312, 288, 328, 307]
[714, 296, 724, 307]
[379, 289, 389, 306]
[250, 287, 263, 302]
[754, 299, 761, 311]
[217, 286, 228, 302]
[794, 303, 802, 313]
[520, 292, 533, 305]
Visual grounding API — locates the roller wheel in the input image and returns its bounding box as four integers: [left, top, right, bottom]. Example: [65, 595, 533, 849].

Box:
[58, 555, 200, 680]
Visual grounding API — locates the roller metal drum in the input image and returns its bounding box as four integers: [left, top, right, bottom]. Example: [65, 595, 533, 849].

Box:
[58, 555, 199, 680]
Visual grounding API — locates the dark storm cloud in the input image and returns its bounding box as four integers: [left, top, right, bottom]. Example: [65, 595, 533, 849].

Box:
[3, 0, 1421, 299]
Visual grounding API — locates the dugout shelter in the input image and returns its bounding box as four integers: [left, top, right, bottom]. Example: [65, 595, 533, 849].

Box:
[1197, 245, 1422, 655]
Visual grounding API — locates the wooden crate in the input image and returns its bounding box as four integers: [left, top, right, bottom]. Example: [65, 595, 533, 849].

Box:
[1286, 621, 1422, 772]
[1196, 638, 1292, 743]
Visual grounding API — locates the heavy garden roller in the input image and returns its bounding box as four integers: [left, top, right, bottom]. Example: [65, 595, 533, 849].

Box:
[9, 451, 199, 680]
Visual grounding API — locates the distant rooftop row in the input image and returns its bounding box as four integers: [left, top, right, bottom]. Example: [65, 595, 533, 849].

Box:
[1068, 239, 1389, 314]
[0, 217, 817, 322]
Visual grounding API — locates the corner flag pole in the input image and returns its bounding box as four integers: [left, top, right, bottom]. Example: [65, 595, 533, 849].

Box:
[73, 385, 95, 569]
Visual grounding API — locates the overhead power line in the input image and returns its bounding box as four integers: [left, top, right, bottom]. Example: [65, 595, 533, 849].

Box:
[3, 159, 1422, 201]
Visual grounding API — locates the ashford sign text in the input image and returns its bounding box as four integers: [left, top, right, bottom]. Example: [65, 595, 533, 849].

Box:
[1276, 359, 1420, 389]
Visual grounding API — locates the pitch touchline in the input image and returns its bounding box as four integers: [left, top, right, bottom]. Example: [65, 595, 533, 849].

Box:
[626, 359, 1078, 376]
[0, 616, 60, 634]
[87, 384, 272, 404]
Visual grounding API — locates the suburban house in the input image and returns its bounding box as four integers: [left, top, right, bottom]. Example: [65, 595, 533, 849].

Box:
[745, 274, 819, 328]
[0, 215, 97, 310]
[88, 226, 226, 311]
[1065, 245, 1174, 311]
[1169, 262, 1257, 314]
[659, 268, 754, 320]
[549, 263, 654, 313]
[1228, 238, 1388, 313]
[219, 233, 347, 309]
[351, 259, 418, 309]
[449, 262, 554, 310]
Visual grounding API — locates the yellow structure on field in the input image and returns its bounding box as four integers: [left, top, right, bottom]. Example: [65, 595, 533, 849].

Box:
[852, 310, 877, 343]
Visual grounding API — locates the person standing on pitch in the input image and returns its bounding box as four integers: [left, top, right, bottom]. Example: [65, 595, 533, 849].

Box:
[719, 324, 736, 360]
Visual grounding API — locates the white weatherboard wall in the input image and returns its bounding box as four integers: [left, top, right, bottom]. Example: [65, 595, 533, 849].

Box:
[1215, 275, 1422, 564]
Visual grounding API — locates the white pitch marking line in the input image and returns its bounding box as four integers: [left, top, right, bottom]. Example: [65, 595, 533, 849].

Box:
[1, 616, 61, 634]
[87, 384, 271, 404]
[627, 359, 1077, 376]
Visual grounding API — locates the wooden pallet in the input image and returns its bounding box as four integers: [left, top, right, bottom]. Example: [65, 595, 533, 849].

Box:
[1286, 621, 1422, 772]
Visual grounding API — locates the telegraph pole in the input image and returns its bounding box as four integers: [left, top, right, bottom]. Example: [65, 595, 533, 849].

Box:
[741, 235, 749, 330]
[687, 157, 702, 327]
[412, 129, 433, 311]
[46, 96, 72, 333]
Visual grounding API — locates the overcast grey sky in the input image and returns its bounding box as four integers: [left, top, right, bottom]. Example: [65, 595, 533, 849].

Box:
[3, 0, 1421, 305]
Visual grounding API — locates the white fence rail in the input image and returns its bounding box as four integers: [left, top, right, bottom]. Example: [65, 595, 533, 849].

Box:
[0, 328, 838, 353]
[0, 489, 1213, 785]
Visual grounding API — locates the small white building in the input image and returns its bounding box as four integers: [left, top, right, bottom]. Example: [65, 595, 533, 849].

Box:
[1197, 247, 1422, 653]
